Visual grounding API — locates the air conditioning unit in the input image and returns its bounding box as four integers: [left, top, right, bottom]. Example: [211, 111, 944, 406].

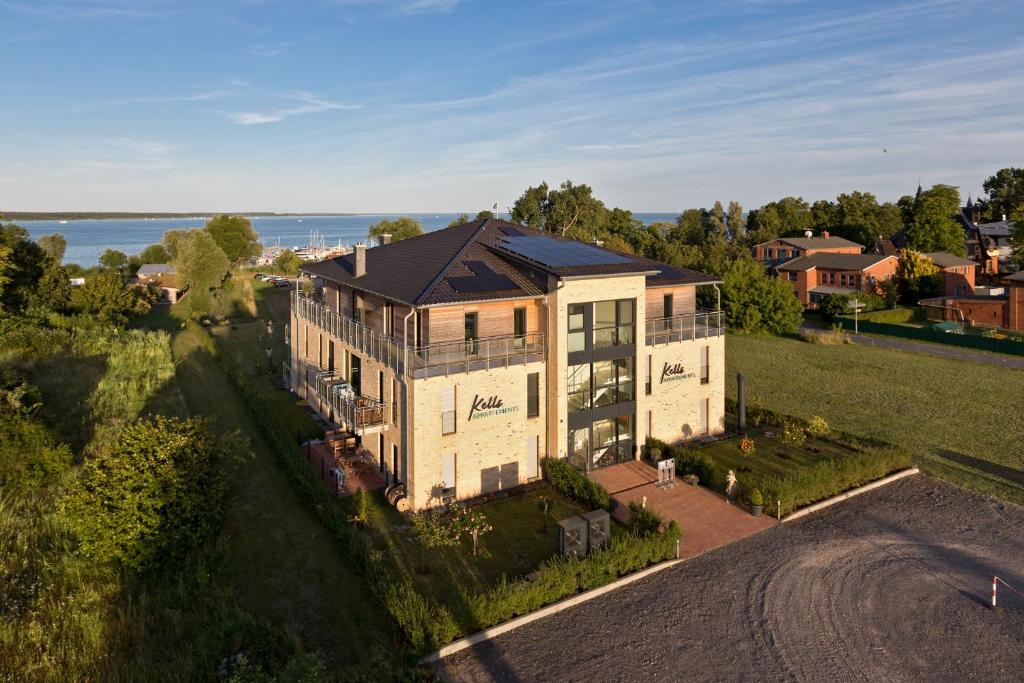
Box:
[582, 509, 610, 553]
[558, 516, 588, 559]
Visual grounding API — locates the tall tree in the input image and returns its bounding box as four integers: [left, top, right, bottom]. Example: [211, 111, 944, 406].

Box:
[545, 180, 606, 238]
[510, 182, 550, 230]
[172, 230, 229, 319]
[70, 270, 150, 321]
[367, 216, 423, 242]
[1009, 207, 1024, 270]
[745, 205, 783, 245]
[36, 233, 67, 263]
[0, 224, 50, 314]
[138, 243, 171, 264]
[447, 213, 471, 228]
[720, 257, 803, 335]
[475, 209, 496, 220]
[99, 249, 129, 270]
[672, 208, 705, 245]
[162, 229, 192, 258]
[904, 184, 965, 255]
[727, 201, 744, 239]
[705, 201, 727, 240]
[811, 199, 835, 229]
[204, 215, 262, 264]
[979, 167, 1024, 221]
[831, 191, 896, 248]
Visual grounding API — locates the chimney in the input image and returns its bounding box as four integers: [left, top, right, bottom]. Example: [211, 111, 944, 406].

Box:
[821, 230, 830, 239]
[354, 243, 366, 277]
[379, 233, 392, 247]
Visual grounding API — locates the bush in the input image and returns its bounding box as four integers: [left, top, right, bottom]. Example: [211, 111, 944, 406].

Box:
[748, 488, 764, 506]
[673, 448, 719, 490]
[806, 416, 830, 438]
[468, 523, 681, 630]
[627, 500, 662, 535]
[780, 421, 806, 448]
[409, 507, 461, 548]
[542, 457, 610, 510]
[738, 437, 755, 457]
[61, 416, 229, 572]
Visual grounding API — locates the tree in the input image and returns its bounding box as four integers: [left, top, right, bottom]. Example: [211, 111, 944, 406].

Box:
[0, 224, 50, 314]
[172, 230, 229, 319]
[745, 205, 783, 245]
[29, 262, 73, 314]
[71, 269, 150, 321]
[672, 208, 705, 245]
[138, 243, 171, 264]
[475, 209, 496, 220]
[727, 201, 744, 239]
[897, 249, 943, 303]
[99, 248, 128, 270]
[904, 184, 965, 255]
[275, 249, 302, 276]
[510, 182, 550, 229]
[60, 416, 228, 572]
[447, 213, 471, 228]
[0, 244, 10, 315]
[811, 199, 835, 229]
[979, 167, 1024, 221]
[705, 201, 727, 240]
[831, 191, 893, 248]
[760, 197, 812, 237]
[879, 279, 899, 309]
[204, 215, 262, 264]
[161, 229, 192, 258]
[36, 233, 66, 263]
[1010, 207, 1024, 270]
[545, 180, 607, 239]
[720, 257, 803, 335]
[367, 216, 423, 242]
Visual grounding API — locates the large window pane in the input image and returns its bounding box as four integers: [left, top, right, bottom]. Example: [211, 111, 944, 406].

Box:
[569, 428, 590, 470]
[594, 301, 616, 327]
[568, 330, 586, 353]
[567, 364, 591, 412]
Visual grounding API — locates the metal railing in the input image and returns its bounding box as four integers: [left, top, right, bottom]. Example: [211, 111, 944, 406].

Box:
[645, 309, 724, 345]
[313, 371, 387, 432]
[293, 292, 546, 378]
[407, 332, 545, 378]
[293, 292, 404, 373]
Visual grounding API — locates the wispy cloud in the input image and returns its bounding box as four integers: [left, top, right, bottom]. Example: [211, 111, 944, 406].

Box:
[66, 89, 237, 112]
[400, 0, 459, 15]
[224, 91, 362, 125]
[249, 42, 289, 58]
[0, 0, 174, 19]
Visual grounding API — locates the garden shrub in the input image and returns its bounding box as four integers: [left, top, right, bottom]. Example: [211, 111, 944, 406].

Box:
[61, 416, 230, 572]
[542, 457, 610, 510]
[673, 448, 720, 490]
[748, 488, 764, 506]
[806, 416, 830, 438]
[780, 421, 806, 448]
[468, 522, 680, 630]
[627, 500, 662, 535]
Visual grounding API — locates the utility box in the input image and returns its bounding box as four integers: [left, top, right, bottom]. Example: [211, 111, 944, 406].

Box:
[582, 509, 610, 553]
[558, 516, 588, 559]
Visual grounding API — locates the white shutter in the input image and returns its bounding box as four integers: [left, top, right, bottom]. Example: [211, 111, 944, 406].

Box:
[526, 436, 539, 479]
[441, 452, 456, 490]
[441, 385, 456, 434]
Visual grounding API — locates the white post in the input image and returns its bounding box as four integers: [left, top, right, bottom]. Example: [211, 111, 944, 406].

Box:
[993, 576, 998, 608]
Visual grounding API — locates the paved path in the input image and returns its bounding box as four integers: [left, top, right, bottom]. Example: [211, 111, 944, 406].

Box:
[438, 477, 1024, 682]
[802, 324, 1024, 369]
[591, 461, 775, 560]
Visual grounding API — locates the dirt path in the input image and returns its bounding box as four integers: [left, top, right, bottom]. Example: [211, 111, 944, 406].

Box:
[439, 476, 1024, 682]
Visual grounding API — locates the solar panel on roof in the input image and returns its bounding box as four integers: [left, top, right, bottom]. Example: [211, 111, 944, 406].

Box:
[446, 260, 519, 294]
[499, 235, 632, 267]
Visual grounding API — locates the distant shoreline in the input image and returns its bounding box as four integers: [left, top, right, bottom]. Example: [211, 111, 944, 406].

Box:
[1, 212, 359, 221]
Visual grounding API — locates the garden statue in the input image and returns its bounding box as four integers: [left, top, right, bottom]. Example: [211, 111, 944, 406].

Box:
[725, 470, 738, 501]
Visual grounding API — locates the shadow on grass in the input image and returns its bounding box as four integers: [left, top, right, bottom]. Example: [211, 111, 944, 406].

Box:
[932, 449, 1024, 486]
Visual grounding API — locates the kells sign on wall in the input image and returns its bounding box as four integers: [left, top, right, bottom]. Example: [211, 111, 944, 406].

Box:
[468, 394, 519, 421]
[660, 362, 695, 384]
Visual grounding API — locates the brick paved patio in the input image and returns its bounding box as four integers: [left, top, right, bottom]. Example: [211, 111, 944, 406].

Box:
[591, 460, 776, 560]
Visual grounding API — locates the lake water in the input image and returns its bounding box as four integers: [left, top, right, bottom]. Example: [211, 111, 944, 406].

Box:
[16, 213, 678, 266]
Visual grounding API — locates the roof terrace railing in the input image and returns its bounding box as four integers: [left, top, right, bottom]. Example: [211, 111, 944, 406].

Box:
[645, 309, 724, 345]
[313, 371, 387, 432]
[293, 292, 545, 378]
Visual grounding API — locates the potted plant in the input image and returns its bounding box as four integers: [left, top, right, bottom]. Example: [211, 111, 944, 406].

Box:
[649, 446, 662, 463]
[748, 488, 764, 517]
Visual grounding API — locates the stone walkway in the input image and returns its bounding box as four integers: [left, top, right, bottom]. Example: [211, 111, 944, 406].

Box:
[591, 460, 776, 559]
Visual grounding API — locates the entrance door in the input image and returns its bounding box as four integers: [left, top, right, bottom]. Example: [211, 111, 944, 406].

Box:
[464, 312, 478, 356]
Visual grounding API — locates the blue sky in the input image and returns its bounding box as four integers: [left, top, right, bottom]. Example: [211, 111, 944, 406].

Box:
[2, 0, 1023, 212]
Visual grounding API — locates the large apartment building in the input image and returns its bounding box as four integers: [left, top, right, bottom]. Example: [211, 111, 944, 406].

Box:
[288, 219, 724, 510]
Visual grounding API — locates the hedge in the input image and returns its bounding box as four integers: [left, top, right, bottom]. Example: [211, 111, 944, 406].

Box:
[467, 522, 680, 629]
[188, 322, 458, 656]
[542, 457, 611, 510]
[855, 307, 925, 324]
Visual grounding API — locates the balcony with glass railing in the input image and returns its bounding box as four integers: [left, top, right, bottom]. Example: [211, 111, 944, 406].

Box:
[293, 292, 545, 378]
[645, 309, 724, 345]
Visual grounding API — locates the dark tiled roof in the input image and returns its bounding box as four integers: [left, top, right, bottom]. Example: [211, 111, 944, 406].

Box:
[1005, 271, 1024, 283]
[778, 253, 894, 272]
[301, 218, 718, 305]
[923, 252, 976, 269]
[761, 235, 864, 251]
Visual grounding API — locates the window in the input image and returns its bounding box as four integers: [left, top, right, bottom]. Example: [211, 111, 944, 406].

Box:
[569, 359, 634, 412]
[464, 313, 478, 355]
[645, 354, 652, 395]
[378, 370, 384, 403]
[327, 338, 334, 371]
[647, 410, 653, 440]
[567, 364, 591, 412]
[318, 333, 323, 368]
[392, 445, 399, 483]
[829, 273, 835, 285]
[568, 304, 585, 352]
[593, 299, 634, 349]
[378, 433, 385, 472]
[514, 307, 526, 349]
[663, 293, 673, 318]
[441, 452, 456, 499]
[840, 274, 847, 286]
[700, 398, 709, 435]
[788, 272, 797, 282]
[527, 372, 539, 417]
[767, 248, 774, 259]
[391, 377, 398, 425]
[526, 436, 539, 479]
[701, 345, 710, 385]
[441, 386, 456, 435]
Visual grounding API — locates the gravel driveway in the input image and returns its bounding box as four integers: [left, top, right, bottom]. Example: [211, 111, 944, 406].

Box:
[438, 476, 1024, 682]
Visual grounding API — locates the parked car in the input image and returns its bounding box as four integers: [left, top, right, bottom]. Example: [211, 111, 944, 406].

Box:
[271, 277, 291, 288]
[253, 272, 267, 280]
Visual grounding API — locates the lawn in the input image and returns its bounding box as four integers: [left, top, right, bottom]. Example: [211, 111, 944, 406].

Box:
[726, 334, 1024, 506]
[697, 428, 857, 482]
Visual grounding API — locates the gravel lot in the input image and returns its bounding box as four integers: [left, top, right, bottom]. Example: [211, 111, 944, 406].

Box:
[438, 476, 1024, 682]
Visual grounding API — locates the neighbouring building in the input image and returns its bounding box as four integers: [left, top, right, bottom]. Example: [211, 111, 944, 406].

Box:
[923, 252, 977, 297]
[752, 231, 863, 268]
[289, 219, 725, 510]
[957, 198, 1010, 274]
[920, 271, 1024, 331]
[776, 253, 898, 307]
[134, 263, 181, 303]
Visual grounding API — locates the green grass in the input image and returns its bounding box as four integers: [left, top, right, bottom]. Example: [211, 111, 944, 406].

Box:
[726, 334, 1024, 505]
[697, 429, 856, 481]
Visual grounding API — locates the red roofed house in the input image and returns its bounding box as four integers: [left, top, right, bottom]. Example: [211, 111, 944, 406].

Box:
[776, 253, 898, 308]
[753, 231, 863, 268]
